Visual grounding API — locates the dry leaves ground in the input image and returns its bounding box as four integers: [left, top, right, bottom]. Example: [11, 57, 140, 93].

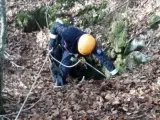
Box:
[2, 0, 160, 119]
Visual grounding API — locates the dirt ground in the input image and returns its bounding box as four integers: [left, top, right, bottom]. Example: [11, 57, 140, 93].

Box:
[2, 0, 160, 119]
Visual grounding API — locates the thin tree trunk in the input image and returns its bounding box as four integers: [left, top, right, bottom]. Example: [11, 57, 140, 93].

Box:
[0, 0, 6, 116]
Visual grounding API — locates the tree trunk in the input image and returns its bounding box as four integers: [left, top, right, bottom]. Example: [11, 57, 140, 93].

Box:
[0, 0, 6, 116]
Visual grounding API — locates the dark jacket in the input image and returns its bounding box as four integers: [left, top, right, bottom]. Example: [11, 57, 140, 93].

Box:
[49, 22, 115, 72]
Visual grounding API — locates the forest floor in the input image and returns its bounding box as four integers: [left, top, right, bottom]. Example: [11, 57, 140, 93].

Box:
[2, 0, 160, 119]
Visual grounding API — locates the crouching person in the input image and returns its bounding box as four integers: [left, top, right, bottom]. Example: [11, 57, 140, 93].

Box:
[48, 19, 119, 87]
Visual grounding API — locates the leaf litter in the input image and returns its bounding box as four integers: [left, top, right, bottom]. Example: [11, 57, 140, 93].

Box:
[2, 0, 160, 119]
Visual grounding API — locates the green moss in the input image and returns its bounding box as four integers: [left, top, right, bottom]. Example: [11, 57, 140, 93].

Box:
[16, 0, 107, 32]
[114, 54, 124, 72]
[108, 20, 128, 57]
[103, 17, 128, 72]
[76, 1, 107, 27]
[16, 3, 72, 32]
[16, 11, 41, 32]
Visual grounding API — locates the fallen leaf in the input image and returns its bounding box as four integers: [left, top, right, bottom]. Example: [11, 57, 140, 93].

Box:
[157, 77, 160, 85]
[130, 89, 137, 95]
[112, 97, 120, 105]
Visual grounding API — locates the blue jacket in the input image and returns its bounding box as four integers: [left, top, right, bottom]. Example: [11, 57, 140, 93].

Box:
[49, 22, 115, 72]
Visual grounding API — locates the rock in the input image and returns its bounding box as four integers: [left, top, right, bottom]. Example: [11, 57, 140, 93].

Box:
[148, 12, 160, 29]
[124, 51, 150, 69]
[129, 38, 145, 52]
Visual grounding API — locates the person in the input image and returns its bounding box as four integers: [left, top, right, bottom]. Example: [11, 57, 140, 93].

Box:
[48, 18, 119, 87]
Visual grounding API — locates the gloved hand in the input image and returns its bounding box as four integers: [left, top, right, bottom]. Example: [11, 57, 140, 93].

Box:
[55, 18, 64, 24]
[70, 57, 78, 62]
[70, 54, 79, 62]
[110, 68, 119, 76]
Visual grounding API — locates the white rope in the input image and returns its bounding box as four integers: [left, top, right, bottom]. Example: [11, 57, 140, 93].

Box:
[14, 56, 48, 120]
[0, 54, 106, 119]
[50, 53, 106, 77]
[49, 54, 81, 68]
[85, 62, 106, 78]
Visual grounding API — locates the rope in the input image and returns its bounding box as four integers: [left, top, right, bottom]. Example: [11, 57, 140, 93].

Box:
[49, 54, 81, 68]
[49, 53, 106, 77]
[14, 56, 48, 120]
[85, 62, 106, 78]
[0, 54, 106, 119]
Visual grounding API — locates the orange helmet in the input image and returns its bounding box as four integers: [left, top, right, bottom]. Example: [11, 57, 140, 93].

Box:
[78, 34, 96, 55]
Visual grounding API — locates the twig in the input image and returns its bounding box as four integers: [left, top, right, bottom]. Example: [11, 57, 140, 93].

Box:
[2, 92, 16, 101]
[20, 88, 47, 112]
[140, 35, 158, 52]
[4, 51, 25, 69]
[45, 4, 49, 29]
[34, 18, 42, 31]
[125, 0, 130, 12]
[1, 116, 11, 120]
[106, 1, 130, 17]
[126, 26, 150, 44]
[127, 5, 160, 44]
[141, 0, 149, 7]
[14, 56, 48, 120]
[0, 88, 47, 117]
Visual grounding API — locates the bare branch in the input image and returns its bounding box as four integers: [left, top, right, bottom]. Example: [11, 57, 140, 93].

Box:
[0, 88, 48, 117]
[4, 51, 25, 69]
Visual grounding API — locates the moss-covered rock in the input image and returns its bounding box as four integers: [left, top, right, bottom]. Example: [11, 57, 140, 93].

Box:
[16, 0, 107, 32]
[148, 12, 160, 29]
[124, 51, 151, 69]
[16, 3, 72, 32]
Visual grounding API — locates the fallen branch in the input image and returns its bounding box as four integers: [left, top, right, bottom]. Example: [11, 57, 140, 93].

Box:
[2, 92, 16, 102]
[106, 0, 130, 18]
[1, 116, 11, 120]
[126, 26, 150, 44]
[125, 0, 130, 12]
[141, 0, 149, 7]
[4, 51, 25, 69]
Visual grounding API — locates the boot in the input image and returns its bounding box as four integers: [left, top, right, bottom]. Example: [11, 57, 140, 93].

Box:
[53, 74, 64, 87]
